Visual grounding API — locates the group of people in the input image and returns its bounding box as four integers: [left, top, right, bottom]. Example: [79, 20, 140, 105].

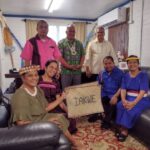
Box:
[10, 19, 150, 149]
[97, 55, 150, 142]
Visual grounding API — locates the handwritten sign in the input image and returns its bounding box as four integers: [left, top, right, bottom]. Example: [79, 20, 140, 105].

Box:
[65, 82, 104, 118]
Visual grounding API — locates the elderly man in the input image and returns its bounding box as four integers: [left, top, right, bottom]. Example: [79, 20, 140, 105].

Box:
[21, 20, 72, 70]
[84, 26, 118, 122]
[58, 24, 85, 90]
[84, 26, 118, 82]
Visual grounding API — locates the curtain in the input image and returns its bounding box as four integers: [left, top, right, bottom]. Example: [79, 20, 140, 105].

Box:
[74, 22, 86, 43]
[25, 20, 38, 40]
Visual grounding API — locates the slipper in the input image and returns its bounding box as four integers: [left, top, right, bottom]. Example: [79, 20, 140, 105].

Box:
[114, 129, 120, 137]
[117, 133, 128, 142]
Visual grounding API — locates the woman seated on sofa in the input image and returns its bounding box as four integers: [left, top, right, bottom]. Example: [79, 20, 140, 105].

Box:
[38, 60, 77, 134]
[116, 55, 150, 142]
[10, 65, 83, 149]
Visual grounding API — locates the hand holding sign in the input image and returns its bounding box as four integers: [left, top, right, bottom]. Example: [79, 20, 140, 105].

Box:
[65, 82, 104, 118]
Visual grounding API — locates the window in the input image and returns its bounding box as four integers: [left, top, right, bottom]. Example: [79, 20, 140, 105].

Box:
[48, 25, 67, 43]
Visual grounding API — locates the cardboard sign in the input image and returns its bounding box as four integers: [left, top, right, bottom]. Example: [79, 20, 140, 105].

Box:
[65, 82, 104, 118]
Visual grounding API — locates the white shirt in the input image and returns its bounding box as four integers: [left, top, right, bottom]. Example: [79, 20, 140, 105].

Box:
[84, 39, 118, 74]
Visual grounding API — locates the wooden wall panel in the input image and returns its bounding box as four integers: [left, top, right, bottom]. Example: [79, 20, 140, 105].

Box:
[108, 23, 129, 58]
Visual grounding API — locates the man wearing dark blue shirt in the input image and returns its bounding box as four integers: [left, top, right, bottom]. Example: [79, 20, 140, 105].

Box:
[98, 56, 124, 129]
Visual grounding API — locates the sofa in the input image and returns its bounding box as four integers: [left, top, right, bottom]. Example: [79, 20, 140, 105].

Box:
[0, 90, 71, 150]
[131, 67, 150, 147]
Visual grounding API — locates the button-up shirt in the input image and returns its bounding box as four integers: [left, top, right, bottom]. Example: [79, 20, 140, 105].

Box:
[98, 66, 124, 99]
[58, 38, 85, 75]
[84, 39, 118, 74]
[21, 36, 61, 69]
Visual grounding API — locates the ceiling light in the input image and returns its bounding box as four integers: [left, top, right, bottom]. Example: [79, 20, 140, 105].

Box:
[48, 0, 64, 13]
[44, 0, 52, 10]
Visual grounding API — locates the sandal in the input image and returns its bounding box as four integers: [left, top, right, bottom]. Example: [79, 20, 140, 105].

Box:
[117, 133, 128, 142]
[114, 129, 120, 137]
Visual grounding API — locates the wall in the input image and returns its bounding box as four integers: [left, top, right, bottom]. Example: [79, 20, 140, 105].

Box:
[128, 0, 150, 66]
[0, 24, 3, 87]
[0, 18, 26, 92]
[140, 0, 150, 66]
[128, 0, 143, 57]
[97, 0, 150, 67]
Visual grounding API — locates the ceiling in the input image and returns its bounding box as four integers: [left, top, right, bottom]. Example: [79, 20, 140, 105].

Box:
[0, 0, 130, 21]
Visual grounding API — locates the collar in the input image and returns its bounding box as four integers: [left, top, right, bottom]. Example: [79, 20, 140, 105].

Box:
[35, 34, 50, 41]
[94, 38, 106, 43]
[104, 66, 117, 75]
[66, 38, 76, 43]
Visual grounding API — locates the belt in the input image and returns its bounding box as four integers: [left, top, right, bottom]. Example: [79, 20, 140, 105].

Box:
[127, 91, 147, 97]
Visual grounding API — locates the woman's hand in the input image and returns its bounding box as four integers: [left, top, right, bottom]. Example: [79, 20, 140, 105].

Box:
[57, 91, 68, 104]
[61, 92, 66, 99]
[122, 99, 128, 108]
[125, 101, 136, 110]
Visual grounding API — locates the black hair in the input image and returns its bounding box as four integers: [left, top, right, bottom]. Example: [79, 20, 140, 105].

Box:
[45, 60, 58, 68]
[103, 56, 114, 63]
[37, 20, 48, 28]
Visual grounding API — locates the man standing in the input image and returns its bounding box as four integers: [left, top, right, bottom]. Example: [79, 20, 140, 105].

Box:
[21, 20, 72, 70]
[84, 26, 118, 122]
[84, 26, 118, 82]
[58, 24, 85, 90]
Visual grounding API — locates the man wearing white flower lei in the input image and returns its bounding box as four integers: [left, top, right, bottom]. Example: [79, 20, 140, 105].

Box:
[58, 24, 85, 90]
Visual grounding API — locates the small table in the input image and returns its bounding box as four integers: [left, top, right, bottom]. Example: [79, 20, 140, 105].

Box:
[5, 73, 22, 89]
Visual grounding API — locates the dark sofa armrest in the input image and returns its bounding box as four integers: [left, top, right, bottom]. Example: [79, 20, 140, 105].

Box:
[0, 122, 64, 150]
[132, 108, 150, 147]
[55, 133, 72, 150]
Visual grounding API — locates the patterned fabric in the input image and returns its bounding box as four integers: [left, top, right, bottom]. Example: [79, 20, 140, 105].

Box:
[58, 38, 85, 75]
[19, 65, 40, 75]
[74, 117, 148, 150]
[38, 77, 63, 113]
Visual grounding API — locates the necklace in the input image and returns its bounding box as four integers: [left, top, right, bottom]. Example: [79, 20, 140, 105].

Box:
[24, 87, 37, 96]
[67, 41, 77, 55]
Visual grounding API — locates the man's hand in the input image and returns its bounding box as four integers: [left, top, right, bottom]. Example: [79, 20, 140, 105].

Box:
[86, 69, 92, 78]
[68, 65, 77, 70]
[75, 64, 82, 70]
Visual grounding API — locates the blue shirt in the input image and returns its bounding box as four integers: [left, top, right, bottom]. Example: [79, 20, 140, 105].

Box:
[121, 71, 149, 92]
[98, 66, 124, 98]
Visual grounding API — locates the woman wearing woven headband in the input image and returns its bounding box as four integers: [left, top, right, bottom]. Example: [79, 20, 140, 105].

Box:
[38, 60, 77, 134]
[115, 55, 150, 142]
[10, 65, 84, 149]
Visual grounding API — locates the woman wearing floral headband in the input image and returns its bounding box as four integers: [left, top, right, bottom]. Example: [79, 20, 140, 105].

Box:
[10, 65, 84, 149]
[115, 55, 150, 142]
